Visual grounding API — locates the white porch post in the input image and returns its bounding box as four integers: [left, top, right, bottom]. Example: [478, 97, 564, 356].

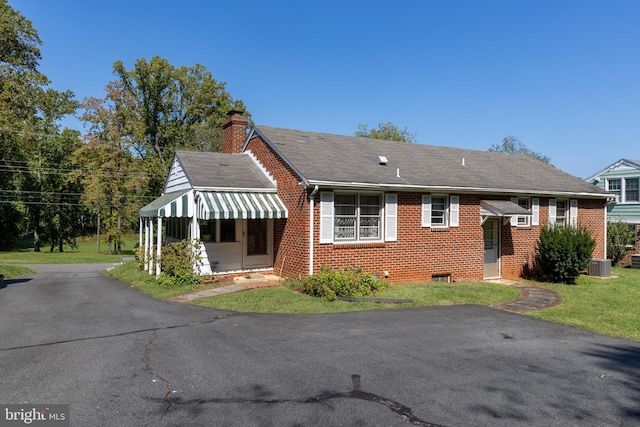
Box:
[144, 218, 150, 272]
[148, 217, 154, 275]
[156, 216, 163, 277]
[139, 217, 143, 253]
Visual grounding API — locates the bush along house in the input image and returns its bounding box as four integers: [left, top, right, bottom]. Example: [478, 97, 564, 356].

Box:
[140, 112, 611, 283]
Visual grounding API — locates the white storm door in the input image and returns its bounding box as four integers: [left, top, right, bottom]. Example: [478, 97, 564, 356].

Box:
[483, 218, 500, 278]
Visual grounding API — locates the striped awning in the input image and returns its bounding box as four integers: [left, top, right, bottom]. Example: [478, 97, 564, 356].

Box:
[197, 191, 288, 220]
[139, 190, 193, 218]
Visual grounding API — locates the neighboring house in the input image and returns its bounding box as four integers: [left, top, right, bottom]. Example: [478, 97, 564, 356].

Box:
[140, 112, 610, 283]
[586, 158, 640, 245]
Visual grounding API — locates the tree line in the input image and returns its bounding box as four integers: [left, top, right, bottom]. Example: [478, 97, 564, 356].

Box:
[0, 1, 550, 253]
[0, 1, 247, 252]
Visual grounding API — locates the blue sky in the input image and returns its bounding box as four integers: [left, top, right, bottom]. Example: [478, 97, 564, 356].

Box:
[12, 0, 640, 178]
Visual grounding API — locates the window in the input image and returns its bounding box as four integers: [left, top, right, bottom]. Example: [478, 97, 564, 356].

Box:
[431, 195, 448, 226]
[625, 178, 639, 202]
[422, 194, 459, 228]
[517, 198, 530, 226]
[607, 179, 621, 201]
[334, 193, 381, 242]
[549, 199, 577, 227]
[199, 219, 236, 242]
[555, 200, 567, 225]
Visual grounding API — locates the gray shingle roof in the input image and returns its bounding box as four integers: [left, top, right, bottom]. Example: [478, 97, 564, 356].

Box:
[175, 151, 275, 190]
[253, 125, 610, 197]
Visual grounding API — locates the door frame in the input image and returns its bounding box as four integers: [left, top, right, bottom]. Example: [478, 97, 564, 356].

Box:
[482, 218, 501, 279]
[242, 218, 273, 269]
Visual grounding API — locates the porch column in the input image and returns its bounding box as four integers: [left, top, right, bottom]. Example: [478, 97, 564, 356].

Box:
[139, 217, 143, 253]
[156, 216, 162, 277]
[144, 218, 150, 272]
[148, 217, 154, 275]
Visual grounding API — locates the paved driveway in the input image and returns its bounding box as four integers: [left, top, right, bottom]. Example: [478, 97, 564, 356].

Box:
[1, 264, 639, 426]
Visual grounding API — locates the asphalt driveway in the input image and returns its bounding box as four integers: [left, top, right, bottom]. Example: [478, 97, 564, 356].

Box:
[1, 264, 639, 426]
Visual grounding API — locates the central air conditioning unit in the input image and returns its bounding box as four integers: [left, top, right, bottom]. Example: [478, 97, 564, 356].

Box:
[589, 259, 611, 278]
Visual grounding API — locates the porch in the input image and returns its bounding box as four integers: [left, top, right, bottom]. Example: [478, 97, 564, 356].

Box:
[139, 189, 287, 277]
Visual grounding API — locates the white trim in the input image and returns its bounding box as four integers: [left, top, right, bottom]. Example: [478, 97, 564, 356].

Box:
[532, 198, 539, 226]
[301, 180, 610, 199]
[385, 193, 398, 241]
[569, 199, 578, 226]
[548, 199, 557, 225]
[319, 191, 334, 243]
[450, 195, 459, 227]
[156, 217, 162, 277]
[422, 195, 431, 227]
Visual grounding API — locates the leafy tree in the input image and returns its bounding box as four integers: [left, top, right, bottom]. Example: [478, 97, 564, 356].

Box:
[0, 0, 78, 249]
[82, 56, 250, 197]
[488, 136, 551, 164]
[607, 221, 635, 266]
[355, 122, 417, 143]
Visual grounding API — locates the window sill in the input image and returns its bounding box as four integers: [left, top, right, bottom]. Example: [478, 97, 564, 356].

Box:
[430, 227, 450, 232]
[332, 242, 386, 249]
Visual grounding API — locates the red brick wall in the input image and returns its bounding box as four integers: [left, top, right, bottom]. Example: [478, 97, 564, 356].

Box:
[245, 134, 607, 283]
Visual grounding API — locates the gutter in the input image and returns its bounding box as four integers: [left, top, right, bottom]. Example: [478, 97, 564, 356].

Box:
[302, 180, 612, 199]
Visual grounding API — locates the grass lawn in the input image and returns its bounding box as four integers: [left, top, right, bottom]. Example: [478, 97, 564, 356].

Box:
[0, 235, 136, 264]
[108, 261, 520, 312]
[0, 264, 36, 278]
[529, 267, 640, 341]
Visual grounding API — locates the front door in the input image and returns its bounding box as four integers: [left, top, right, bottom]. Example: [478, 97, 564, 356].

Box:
[483, 218, 500, 278]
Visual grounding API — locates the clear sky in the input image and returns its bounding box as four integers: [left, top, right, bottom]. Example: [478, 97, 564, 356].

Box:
[11, 0, 640, 179]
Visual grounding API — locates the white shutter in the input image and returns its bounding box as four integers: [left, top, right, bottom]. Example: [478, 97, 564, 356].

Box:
[422, 195, 431, 227]
[449, 195, 459, 227]
[570, 199, 578, 227]
[510, 197, 518, 227]
[385, 193, 397, 241]
[319, 192, 334, 243]
[548, 199, 556, 225]
[532, 198, 540, 226]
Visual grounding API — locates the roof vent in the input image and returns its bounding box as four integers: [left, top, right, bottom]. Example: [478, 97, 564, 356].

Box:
[378, 155, 388, 165]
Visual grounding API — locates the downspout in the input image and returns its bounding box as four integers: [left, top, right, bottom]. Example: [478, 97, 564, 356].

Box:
[308, 185, 319, 276]
[603, 203, 608, 259]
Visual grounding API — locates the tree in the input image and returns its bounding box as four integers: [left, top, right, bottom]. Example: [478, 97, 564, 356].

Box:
[355, 122, 416, 143]
[81, 56, 249, 196]
[489, 136, 551, 164]
[79, 57, 248, 249]
[607, 221, 635, 266]
[0, 0, 78, 249]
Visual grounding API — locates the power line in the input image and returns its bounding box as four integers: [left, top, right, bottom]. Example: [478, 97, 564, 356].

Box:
[0, 189, 155, 199]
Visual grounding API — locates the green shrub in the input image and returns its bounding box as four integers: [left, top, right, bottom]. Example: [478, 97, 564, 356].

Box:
[157, 239, 202, 287]
[291, 266, 388, 301]
[535, 224, 596, 284]
[607, 221, 635, 266]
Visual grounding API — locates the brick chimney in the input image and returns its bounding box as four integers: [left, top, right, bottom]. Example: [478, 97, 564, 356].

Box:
[222, 110, 249, 154]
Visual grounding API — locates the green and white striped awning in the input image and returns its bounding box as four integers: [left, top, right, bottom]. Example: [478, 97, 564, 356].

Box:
[197, 191, 288, 220]
[139, 190, 193, 218]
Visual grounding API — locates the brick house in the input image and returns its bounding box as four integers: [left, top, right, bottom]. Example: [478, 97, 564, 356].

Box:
[140, 112, 611, 283]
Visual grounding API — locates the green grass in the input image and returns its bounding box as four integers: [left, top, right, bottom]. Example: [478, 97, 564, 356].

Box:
[189, 281, 520, 314]
[0, 235, 137, 264]
[529, 267, 640, 341]
[106, 261, 208, 300]
[107, 260, 520, 313]
[0, 264, 36, 278]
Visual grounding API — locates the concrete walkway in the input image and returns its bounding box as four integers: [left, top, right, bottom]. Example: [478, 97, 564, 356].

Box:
[167, 273, 281, 303]
[489, 279, 563, 312]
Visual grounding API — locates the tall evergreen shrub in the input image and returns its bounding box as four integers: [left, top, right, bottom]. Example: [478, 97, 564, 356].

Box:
[535, 224, 596, 284]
